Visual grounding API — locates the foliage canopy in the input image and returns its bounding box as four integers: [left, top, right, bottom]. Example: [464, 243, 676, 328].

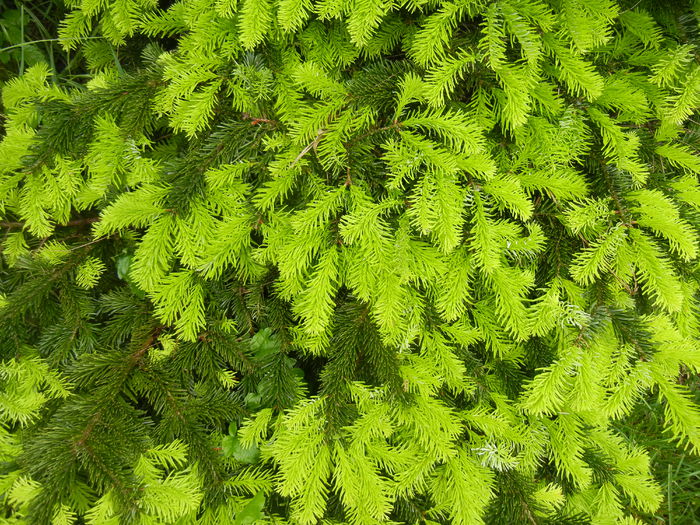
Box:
[1, 0, 700, 523]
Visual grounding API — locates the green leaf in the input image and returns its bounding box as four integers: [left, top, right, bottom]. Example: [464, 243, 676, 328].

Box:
[234, 491, 266, 525]
[223, 436, 260, 464]
[115, 254, 131, 280]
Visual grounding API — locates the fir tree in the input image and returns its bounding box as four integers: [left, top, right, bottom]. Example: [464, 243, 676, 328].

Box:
[1, 0, 700, 523]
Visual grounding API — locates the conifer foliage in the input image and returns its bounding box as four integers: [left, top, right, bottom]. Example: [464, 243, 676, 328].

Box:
[1, 0, 700, 523]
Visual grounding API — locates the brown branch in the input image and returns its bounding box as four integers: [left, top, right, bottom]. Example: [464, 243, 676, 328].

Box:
[128, 330, 160, 366]
[241, 113, 277, 126]
[1, 216, 100, 229]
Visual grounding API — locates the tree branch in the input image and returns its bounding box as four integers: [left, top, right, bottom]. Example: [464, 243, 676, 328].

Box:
[1, 216, 100, 229]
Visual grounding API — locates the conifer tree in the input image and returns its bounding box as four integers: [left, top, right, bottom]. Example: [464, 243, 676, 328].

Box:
[1, 0, 700, 523]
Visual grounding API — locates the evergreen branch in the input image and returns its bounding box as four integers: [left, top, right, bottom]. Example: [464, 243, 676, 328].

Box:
[0, 216, 100, 229]
[344, 121, 402, 149]
[290, 128, 327, 168]
[0, 36, 107, 53]
[73, 328, 162, 451]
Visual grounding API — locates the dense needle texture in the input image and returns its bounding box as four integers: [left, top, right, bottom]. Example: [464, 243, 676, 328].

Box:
[1, 0, 700, 523]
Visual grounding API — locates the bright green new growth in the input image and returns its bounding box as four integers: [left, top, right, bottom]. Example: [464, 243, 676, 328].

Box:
[1, 0, 700, 523]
